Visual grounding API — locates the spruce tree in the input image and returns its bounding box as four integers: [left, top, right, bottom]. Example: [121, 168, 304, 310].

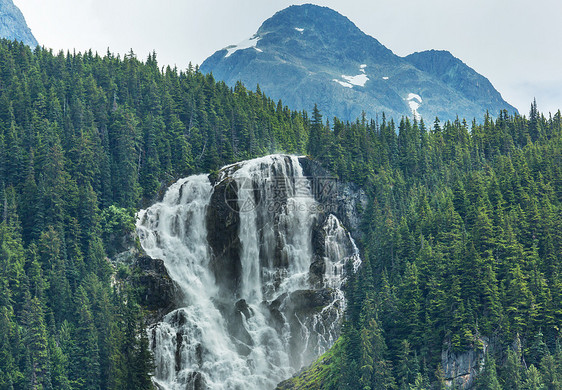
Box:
[476, 354, 502, 390]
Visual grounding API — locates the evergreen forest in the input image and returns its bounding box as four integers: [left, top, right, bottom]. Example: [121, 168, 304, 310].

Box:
[0, 39, 560, 389]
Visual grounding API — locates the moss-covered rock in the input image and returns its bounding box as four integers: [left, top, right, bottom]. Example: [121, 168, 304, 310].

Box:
[276, 338, 342, 390]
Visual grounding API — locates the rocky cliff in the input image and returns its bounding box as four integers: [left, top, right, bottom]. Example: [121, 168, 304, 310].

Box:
[442, 339, 488, 388]
[0, 0, 37, 47]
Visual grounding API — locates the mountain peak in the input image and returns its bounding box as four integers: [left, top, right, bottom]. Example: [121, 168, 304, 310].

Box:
[404, 49, 511, 105]
[0, 0, 38, 47]
[201, 5, 517, 122]
[253, 4, 394, 64]
[258, 4, 362, 37]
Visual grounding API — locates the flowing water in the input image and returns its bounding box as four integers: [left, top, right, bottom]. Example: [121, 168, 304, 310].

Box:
[136, 155, 361, 390]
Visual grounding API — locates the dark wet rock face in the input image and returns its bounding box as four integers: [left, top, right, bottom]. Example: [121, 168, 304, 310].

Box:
[299, 156, 367, 240]
[287, 289, 334, 314]
[308, 254, 326, 289]
[134, 254, 180, 323]
[207, 177, 242, 296]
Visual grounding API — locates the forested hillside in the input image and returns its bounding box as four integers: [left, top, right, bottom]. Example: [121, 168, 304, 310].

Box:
[0, 37, 561, 390]
[282, 105, 562, 389]
[0, 39, 308, 389]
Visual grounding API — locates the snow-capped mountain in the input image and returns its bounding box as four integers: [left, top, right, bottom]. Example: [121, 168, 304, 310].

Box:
[200, 4, 517, 123]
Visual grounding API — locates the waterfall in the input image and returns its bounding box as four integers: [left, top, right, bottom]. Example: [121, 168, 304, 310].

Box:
[137, 155, 361, 390]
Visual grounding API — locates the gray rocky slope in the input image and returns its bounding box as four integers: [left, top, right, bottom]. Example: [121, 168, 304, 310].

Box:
[0, 0, 37, 47]
[201, 4, 517, 123]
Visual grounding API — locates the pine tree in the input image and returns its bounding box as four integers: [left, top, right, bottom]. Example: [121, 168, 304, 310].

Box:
[522, 365, 545, 390]
[398, 263, 422, 346]
[48, 335, 71, 390]
[132, 328, 154, 390]
[307, 104, 324, 157]
[21, 296, 53, 389]
[109, 107, 141, 208]
[71, 286, 100, 390]
[539, 352, 561, 390]
[502, 343, 523, 390]
[396, 339, 417, 389]
[476, 354, 502, 390]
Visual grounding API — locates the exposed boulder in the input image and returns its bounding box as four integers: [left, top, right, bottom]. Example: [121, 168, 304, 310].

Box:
[184, 371, 206, 390]
[110, 246, 180, 324]
[263, 295, 287, 333]
[287, 289, 334, 315]
[308, 254, 326, 289]
[134, 254, 181, 323]
[235, 298, 253, 319]
[230, 299, 255, 354]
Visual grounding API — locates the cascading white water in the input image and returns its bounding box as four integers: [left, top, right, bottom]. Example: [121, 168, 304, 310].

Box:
[323, 214, 362, 288]
[223, 155, 317, 302]
[136, 155, 361, 390]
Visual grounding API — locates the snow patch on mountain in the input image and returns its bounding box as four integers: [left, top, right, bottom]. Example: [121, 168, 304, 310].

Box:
[333, 73, 369, 88]
[225, 35, 261, 57]
[408, 93, 422, 103]
[406, 93, 422, 120]
[333, 79, 353, 88]
[342, 73, 369, 87]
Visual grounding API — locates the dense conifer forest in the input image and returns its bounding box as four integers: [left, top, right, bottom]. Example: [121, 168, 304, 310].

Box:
[289, 105, 562, 389]
[0, 39, 307, 389]
[0, 38, 561, 389]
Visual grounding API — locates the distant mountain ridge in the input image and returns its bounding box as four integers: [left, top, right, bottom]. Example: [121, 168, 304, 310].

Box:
[0, 0, 37, 47]
[201, 4, 517, 123]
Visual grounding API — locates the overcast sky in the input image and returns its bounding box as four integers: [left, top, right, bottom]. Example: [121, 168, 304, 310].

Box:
[14, 0, 562, 116]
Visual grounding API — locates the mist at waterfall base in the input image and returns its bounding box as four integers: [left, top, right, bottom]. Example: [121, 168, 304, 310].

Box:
[136, 155, 361, 390]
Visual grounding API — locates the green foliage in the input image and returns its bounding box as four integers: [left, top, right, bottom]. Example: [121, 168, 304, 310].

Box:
[298, 99, 562, 388]
[475, 354, 502, 390]
[0, 37, 561, 390]
[0, 39, 310, 389]
[276, 339, 343, 390]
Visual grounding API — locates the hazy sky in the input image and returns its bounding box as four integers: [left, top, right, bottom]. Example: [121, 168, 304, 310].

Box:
[14, 0, 562, 115]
